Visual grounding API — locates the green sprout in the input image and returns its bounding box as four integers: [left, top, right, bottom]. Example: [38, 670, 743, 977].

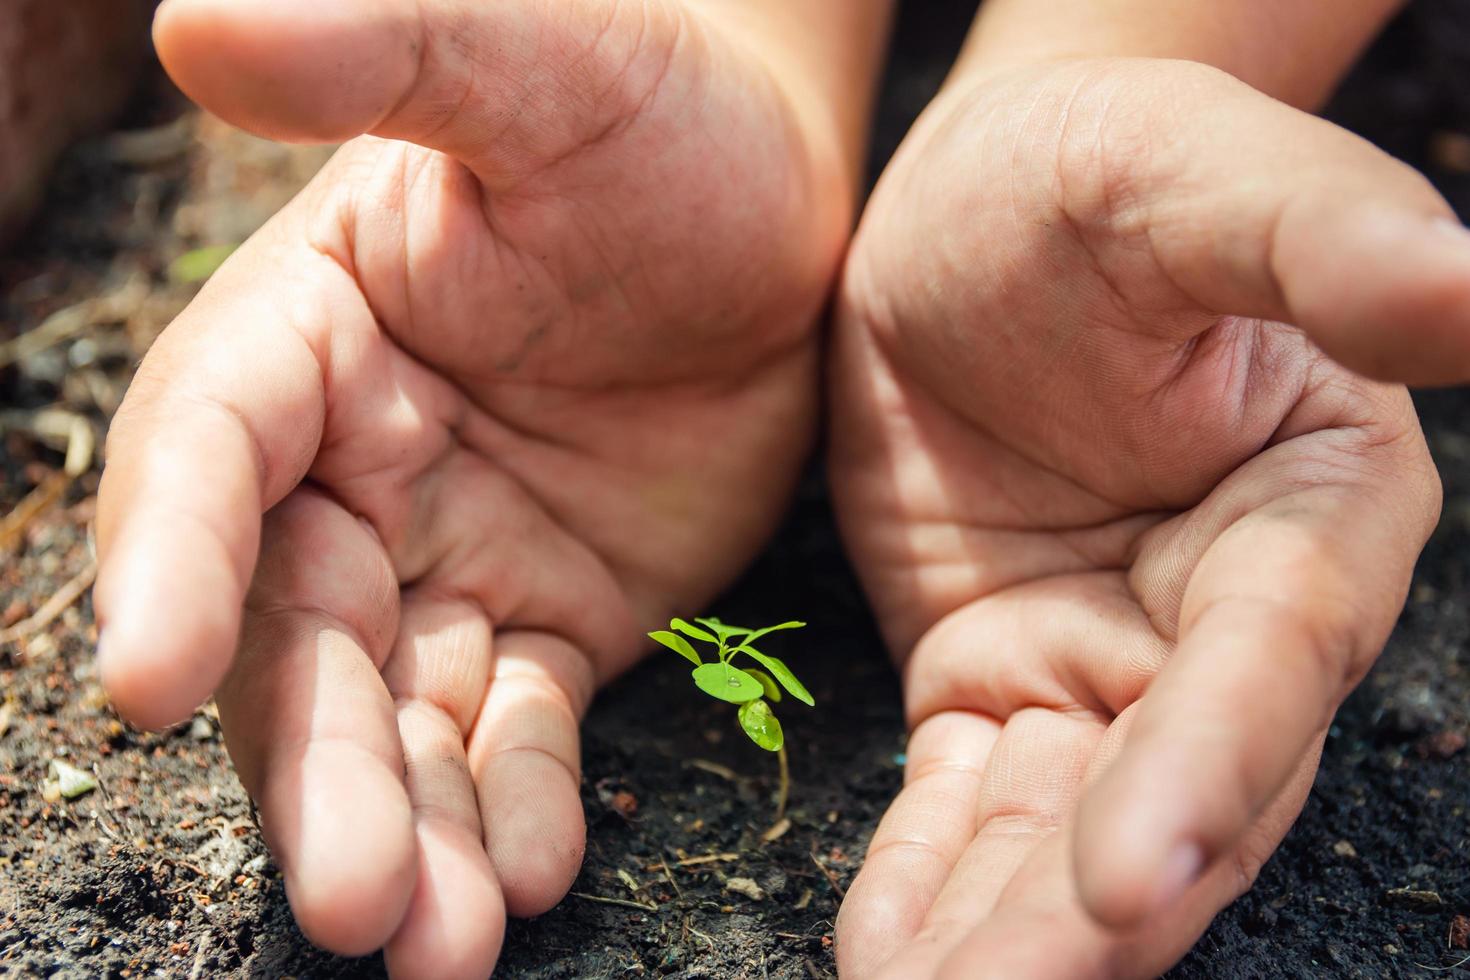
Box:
[649, 616, 813, 819]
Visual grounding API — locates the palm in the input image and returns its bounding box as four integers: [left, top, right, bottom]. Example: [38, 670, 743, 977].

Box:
[831, 60, 1439, 977]
[96, 2, 849, 975]
[280, 59, 836, 680]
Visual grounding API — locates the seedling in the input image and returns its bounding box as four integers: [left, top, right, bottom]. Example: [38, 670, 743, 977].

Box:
[649, 616, 813, 819]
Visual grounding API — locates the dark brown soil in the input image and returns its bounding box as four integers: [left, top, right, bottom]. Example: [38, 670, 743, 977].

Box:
[3, 4, 1470, 978]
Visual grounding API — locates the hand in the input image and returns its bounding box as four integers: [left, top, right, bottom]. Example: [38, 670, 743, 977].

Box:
[93, 1, 855, 974]
[829, 57, 1458, 977]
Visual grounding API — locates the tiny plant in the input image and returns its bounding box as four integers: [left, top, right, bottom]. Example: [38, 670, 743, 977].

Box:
[649, 616, 813, 818]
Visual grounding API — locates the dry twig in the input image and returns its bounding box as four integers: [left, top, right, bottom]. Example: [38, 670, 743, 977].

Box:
[688, 759, 739, 781]
[655, 858, 683, 900]
[0, 409, 96, 476]
[1413, 953, 1470, 972]
[0, 561, 97, 647]
[0, 273, 147, 369]
[763, 816, 792, 843]
[0, 472, 69, 551]
[810, 848, 846, 901]
[644, 852, 741, 872]
[570, 891, 657, 912]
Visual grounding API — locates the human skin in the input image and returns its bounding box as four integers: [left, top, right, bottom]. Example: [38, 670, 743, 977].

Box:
[91, 0, 892, 976]
[830, 2, 1470, 977]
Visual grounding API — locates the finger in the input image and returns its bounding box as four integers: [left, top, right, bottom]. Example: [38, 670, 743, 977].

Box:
[467, 630, 596, 917]
[1057, 60, 1470, 385]
[94, 221, 368, 727]
[932, 753, 1319, 980]
[926, 708, 1318, 980]
[843, 575, 1170, 977]
[873, 707, 1105, 979]
[901, 573, 1171, 729]
[1074, 436, 1437, 928]
[217, 489, 416, 955]
[382, 596, 504, 979]
[152, 0, 685, 183]
[835, 710, 1000, 979]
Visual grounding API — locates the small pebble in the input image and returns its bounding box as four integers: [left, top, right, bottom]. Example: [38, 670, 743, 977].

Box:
[1451, 914, 1470, 950]
[610, 790, 638, 818]
[68, 338, 98, 368]
[1420, 730, 1467, 760]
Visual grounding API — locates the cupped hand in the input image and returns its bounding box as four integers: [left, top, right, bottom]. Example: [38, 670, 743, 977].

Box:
[830, 58, 1460, 978]
[93, 1, 854, 974]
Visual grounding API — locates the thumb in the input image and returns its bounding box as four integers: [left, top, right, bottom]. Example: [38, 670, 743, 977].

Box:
[153, 0, 679, 183]
[1072, 59, 1470, 387]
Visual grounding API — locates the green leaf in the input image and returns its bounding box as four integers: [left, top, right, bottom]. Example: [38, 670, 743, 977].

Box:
[670, 618, 716, 644]
[167, 244, 237, 284]
[737, 699, 783, 752]
[742, 621, 806, 644]
[732, 645, 814, 706]
[746, 668, 781, 703]
[691, 662, 764, 704]
[695, 617, 752, 642]
[649, 630, 700, 666]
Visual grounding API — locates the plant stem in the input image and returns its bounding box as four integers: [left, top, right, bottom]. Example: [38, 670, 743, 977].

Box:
[775, 743, 789, 821]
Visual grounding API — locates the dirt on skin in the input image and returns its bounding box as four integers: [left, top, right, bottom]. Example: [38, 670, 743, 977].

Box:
[3, 4, 1470, 978]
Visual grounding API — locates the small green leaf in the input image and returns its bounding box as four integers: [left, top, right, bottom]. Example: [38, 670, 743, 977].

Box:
[737, 699, 783, 752]
[732, 645, 814, 706]
[670, 618, 716, 643]
[691, 662, 764, 704]
[742, 621, 806, 644]
[695, 617, 751, 642]
[167, 243, 237, 284]
[649, 630, 700, 666]
[746, 668, 782, 703]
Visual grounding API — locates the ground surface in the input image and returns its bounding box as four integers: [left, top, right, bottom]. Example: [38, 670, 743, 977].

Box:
[3, 3, 1470, 978]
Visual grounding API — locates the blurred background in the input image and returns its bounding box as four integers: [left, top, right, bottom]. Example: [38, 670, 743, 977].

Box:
[1, 2, 1468, 977]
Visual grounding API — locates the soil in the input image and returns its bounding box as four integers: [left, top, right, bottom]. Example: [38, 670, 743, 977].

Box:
[3, 3, 1470, 978]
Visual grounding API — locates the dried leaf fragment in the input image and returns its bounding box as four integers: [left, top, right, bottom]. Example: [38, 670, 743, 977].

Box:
[45, 759, 98, 800]
[724, 877, 766, 901]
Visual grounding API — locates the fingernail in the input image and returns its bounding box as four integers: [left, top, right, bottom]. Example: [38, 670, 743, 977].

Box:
[1153, 842, 1204, 913]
